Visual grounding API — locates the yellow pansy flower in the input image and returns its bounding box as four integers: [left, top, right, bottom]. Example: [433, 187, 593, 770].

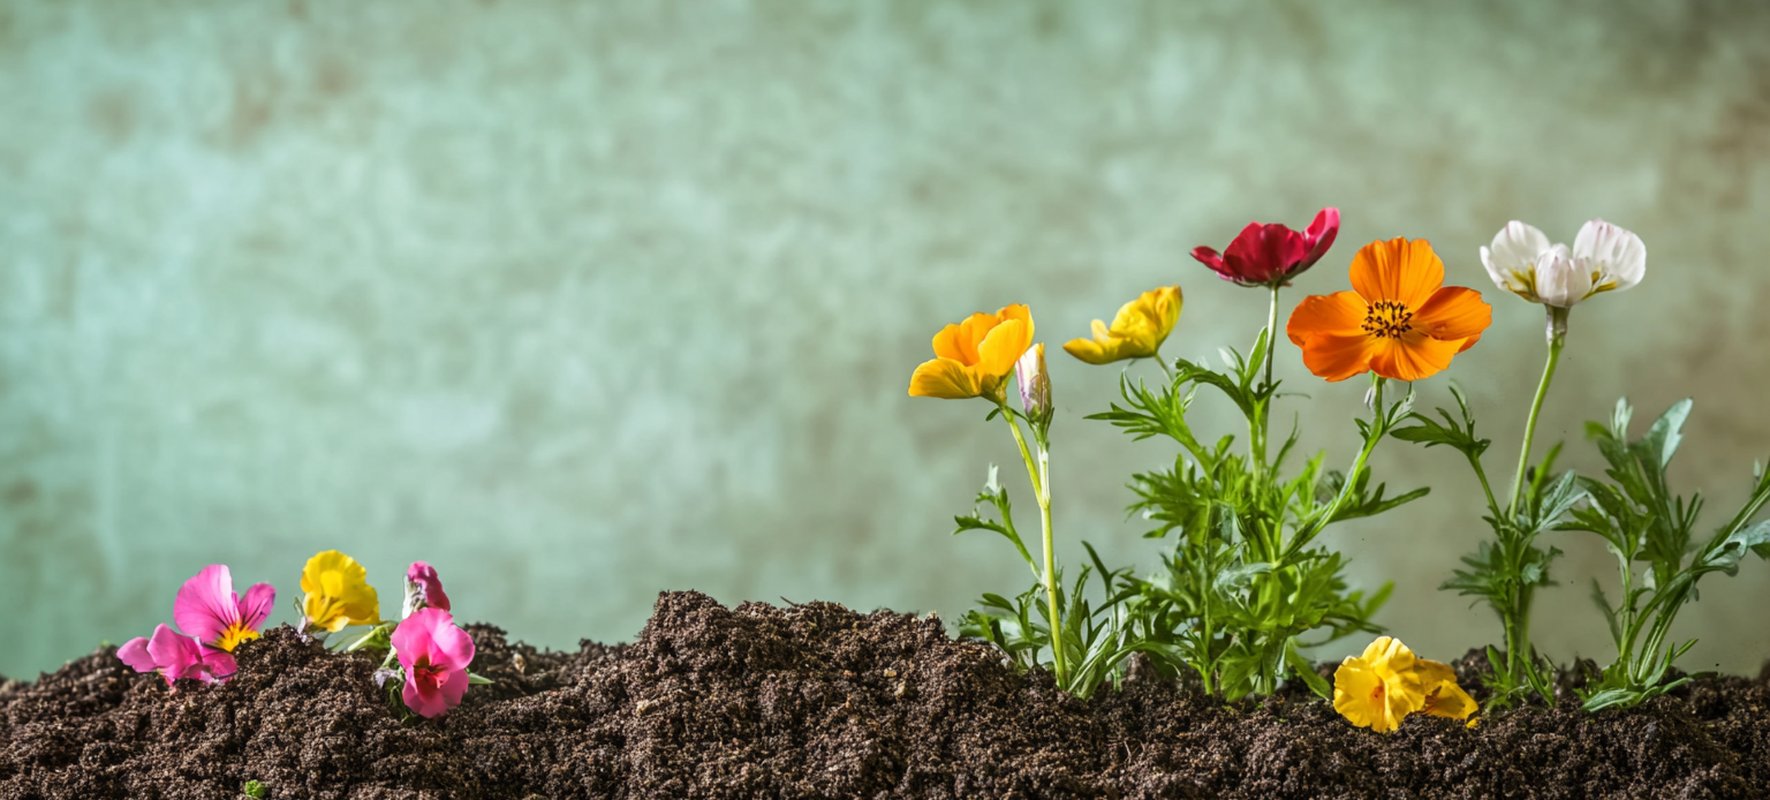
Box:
[1333, 636, 1427, 733]
[908, 304, 1035, 402]
[1062, 286, 1182, 365]
[300, 550, 381, 633]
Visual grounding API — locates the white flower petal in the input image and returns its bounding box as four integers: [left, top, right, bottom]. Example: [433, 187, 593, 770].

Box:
[1533, 244, 1591, 308]
[1572, 219, 1645, 294]
[1480, 221, 1552, 300]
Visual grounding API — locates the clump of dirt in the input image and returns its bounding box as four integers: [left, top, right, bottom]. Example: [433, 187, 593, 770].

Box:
[2, 591, 1766, 798]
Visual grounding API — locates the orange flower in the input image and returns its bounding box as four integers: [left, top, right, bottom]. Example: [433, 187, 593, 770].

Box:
[908, 304, 1035, 401]
[1286, 238, 1491, 382]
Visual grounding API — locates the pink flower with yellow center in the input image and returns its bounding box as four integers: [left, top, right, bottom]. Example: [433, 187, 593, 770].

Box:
[117, 624, 237, 687]
[173, 564, 276, 653]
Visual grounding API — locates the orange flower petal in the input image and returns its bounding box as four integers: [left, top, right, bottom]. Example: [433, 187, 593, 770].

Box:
[931, 323, 967, 362]
[997, 303, 1034, 340]
[1286, 291, 1368, 343]
[1299, 333, 1375, 381]
[975, 318, 1032, 378]
[1367, 333, 1461, 382]
[954, 312, 999, 364]
[1350, 238, 1444, 309]
[1413, 286, 1492, 353]
[908, 358, 982, 398]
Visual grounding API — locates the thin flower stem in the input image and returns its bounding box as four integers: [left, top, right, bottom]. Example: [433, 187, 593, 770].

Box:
[1262, 285, 1280, 395]
[1508, 331, 1566, 513]
[1000, 404, 1067, 687]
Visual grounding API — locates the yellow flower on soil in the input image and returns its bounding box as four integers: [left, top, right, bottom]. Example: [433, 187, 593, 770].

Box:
[300, 550, 381, 633]
[1417, 658, 1478, 724]
[1063, 286, 1183, 365]
[908, 304, 1035, 402]
[1333, 636, 1427, 733]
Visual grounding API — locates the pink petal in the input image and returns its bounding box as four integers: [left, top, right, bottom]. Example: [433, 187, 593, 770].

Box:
[1189, 245, 1227, 273]
[236, 582, 276, 633]
[402, 673, 451, 718]
[428, 617, 476, 672]
[1302, 207, 1340, 267]
[173, 565, 240, 646]
[146, 624, 203, 686]
[199, 647, 239, 683]
[391, 608, 441, 671]
[117, 636, 156, 674]
[406, 562, 451, 613]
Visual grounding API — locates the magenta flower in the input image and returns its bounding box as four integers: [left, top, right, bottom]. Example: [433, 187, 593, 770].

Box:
[1190, 207, 1341, 287]
[173, 564, 276, 652]
[391, 608, 476, 718]
[117, 624, 237, 686]
[402, 561, 451, 617]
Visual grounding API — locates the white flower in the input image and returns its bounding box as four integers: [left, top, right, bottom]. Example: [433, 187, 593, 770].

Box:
[1479, 219, 1646, 308]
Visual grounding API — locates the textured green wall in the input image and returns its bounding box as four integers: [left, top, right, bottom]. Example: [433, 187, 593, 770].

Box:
[4, 1, 1769, 679]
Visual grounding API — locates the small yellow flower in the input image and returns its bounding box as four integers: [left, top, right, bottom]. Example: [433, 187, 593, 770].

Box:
[908, 304, 1035, 402]
[1417, 658, 1478, 724]
[1333, 636, 1427, 733]
[300, 550, 381, 633]
[1062, 286, 1182, 365]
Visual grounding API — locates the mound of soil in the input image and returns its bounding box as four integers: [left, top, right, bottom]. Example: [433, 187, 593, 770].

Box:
[2, 591, 1766, 798]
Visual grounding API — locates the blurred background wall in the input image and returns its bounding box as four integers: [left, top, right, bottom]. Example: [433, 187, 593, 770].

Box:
[4, 0, 1768, 679]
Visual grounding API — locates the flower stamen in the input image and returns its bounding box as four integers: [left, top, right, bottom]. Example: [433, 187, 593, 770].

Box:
[1360, 300, 1415, 339]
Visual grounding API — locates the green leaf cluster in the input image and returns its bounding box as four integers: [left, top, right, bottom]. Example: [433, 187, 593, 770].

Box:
[1567, 399, 1770, 711]
[1393, 385, 1573, 706]
[1088, 333, 1420, 699]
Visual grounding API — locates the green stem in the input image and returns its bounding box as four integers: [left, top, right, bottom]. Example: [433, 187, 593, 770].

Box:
[1262, 285, 1280, 395]
[1303, 376, 1386, 550]
[1250, 286, 1281, 478]
[1001, 406, 1067, 687]
[1508, 319, 1566, 513]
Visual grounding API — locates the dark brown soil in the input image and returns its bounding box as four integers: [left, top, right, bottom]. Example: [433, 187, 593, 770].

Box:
[2, 592, 1766, 799]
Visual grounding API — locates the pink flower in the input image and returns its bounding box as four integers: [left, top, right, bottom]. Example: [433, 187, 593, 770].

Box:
[403, 561, 451, 617]
[173, 564, 276, 652]
[391, 608, 476, 718]
[117, 624, 237, 686]
[1191, 207, 1341, 287]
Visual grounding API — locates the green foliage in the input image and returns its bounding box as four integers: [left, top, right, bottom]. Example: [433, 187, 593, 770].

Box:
[1395, 384, 1577, 706]
[1088, 328, 1420, 699]
[1566, 399, 1770, 711]
[954, 475, 1155, 698]
[241, 779, 268, 799]
[957, 545, 1159, 699]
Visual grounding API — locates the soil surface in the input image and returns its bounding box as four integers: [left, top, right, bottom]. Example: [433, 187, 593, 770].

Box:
[2, 591, 1767, 799]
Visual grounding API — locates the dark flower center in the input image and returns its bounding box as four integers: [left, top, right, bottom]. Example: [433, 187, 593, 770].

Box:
[1361, 300, 1414, 339]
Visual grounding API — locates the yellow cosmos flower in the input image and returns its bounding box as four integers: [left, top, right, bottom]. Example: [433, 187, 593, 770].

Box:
[300, 550, 381, 633]
[1063, 286, 1183, 365]
[1333, 636, 1427, 733]
[908, 304, 1035, 402]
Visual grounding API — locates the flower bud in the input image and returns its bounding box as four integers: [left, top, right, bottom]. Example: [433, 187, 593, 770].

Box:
[402, 561, 451, 618]
[1015, 343, 1052, 429]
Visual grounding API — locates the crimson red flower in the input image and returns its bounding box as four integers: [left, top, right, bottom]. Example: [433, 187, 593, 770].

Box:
[1191, 208, 1340, 287]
